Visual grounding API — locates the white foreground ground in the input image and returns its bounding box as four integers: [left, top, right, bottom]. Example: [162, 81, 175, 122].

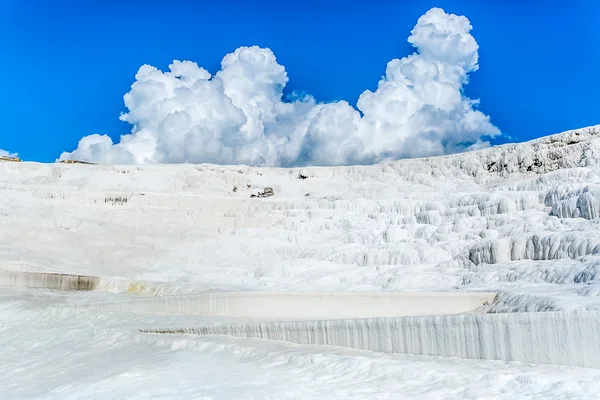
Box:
[2, 125, 600, 398]
[3, 289, 600, 399]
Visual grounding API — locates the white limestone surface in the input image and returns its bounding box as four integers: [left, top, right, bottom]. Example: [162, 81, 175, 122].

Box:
[2, 125, 600, 397]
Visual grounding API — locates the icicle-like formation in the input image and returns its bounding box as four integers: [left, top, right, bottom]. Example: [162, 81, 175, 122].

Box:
[140, 311, 600, 369]
[469, 232, 600, 265]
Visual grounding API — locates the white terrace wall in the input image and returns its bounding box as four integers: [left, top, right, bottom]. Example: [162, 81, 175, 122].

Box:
[142, 311, 600, 369]
[0, 271, 99, 290]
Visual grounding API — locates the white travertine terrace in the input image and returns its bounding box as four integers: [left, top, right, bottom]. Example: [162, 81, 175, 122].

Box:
[141, 311, 600, 369]
[3, 125, 600, 398]
[2, 126, 600, 310]
[83, 289, 600, 369]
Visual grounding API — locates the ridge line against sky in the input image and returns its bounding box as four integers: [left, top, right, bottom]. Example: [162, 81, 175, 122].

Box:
[0, 0, 598, 165]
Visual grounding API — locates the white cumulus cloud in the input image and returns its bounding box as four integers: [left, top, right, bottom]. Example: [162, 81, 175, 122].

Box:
[0, 149, 18, 158]
[60, 7, 500, 166]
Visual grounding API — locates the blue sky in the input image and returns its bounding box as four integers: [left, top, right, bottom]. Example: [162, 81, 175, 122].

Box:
[0, 0, 598, 164]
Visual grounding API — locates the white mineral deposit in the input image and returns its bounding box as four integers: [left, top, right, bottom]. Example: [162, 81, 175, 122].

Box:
[2, 125, 600, 398]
